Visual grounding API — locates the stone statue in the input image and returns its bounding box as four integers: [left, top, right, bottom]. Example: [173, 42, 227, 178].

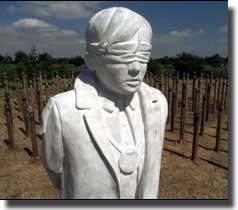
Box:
[40, 7, 168, 199]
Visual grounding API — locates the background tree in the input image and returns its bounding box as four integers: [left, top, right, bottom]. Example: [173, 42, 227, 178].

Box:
[173, 52, 205, 78]
[14, 51, 28, 64]
[69, 56, 85, 66]
[38, 52, 54, 78]
[1, 55, 14, 64]
[204, 54, 225, 67]
[147, 58, 161, 75]
[0, 54, 4, 64]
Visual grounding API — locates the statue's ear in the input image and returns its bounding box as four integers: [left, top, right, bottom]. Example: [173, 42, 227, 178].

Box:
[85, 53, 95, 72]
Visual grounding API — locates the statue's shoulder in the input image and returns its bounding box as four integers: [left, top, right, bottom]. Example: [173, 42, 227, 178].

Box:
[141, 82, 167, 104]
[140, 82, 168, 120]
[50, 90, 76, 108]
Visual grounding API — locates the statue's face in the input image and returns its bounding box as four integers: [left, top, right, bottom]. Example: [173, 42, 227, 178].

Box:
[94, 58, 147, 96]
[92, 39, 150, 96]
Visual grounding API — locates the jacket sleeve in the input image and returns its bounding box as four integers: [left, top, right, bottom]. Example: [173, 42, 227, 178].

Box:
[156, 92, 168, 197]
[40, 97, 64, 191]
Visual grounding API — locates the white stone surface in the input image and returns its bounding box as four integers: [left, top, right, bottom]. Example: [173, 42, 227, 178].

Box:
[41, 7, 168, 199]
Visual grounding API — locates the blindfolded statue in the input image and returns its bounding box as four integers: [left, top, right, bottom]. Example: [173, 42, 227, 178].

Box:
[41, 7, 168, 199]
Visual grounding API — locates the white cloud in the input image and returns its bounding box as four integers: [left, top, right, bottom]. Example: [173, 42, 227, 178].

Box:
[170, 28, 206, 38]
[219, 25, 228, 33]
[13, 18, 53, 28]
[151, 28, 227, 58]
[7, 1, 103, 19]
[0, 18, 86, 58]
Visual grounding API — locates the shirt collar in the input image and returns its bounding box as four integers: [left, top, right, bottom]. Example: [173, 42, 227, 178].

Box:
[99, 92, 138, 113]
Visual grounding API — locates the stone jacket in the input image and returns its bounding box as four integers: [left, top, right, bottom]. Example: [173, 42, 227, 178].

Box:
[40, 70, 168, 199]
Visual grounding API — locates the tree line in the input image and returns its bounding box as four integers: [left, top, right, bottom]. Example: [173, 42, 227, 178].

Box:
[0, 48, 228, 80]
[148, 52, 228, 78]
[0, 48, 85, 79]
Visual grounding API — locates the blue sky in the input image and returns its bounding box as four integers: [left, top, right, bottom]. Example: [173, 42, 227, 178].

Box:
[0, 1, 228, 58]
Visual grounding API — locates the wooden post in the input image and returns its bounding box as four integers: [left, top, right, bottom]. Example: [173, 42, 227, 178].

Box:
[185, 74, 189, 108]
[51, 78, 55, 96]
[174, 76, 178, 114]
[29, 106, 39, 158]
[16, 79, 22, 112]
[224, 80, 228, 112]
[205, 84, 211, 121]
[5, 98, 15, 148]
[192, 72, 196, 111]
[159, 73, 163, 92]
[71, 71, 74, 88]
[170, 91, 176, 131]
[192, 112, 200, 161]
[37, 74, 43, 121]
[197, 77, 201, 109]
[172, 75, 175, 91]
[213, 78, 217, 112]
[194, 88, 199, 114]
[151, 74, 155, 87]
[215, 105, 223, 152]
[204, 75, 208, 94]
[220, 81, 226, 108]
[168, 86, 172, 119]
[29, 80, 35, 110]
[54, 77, 58, 94]
[164, 73, 168, 99]
[216, 75, 222, 109]
[49, 79, 53, 98]
[63, 73, 67, 91]
[168, 73, 170, 98]
[199, 94, 207, 136]
[55, 72, 59, 93]
[33, 74, 37, 97]
[22, 96, 30, 137]
[22, 73, 29, 107]
[179, 81, 187, 141]
[45, 80, 49, 105]
[3, 72, 9, 98]
[201, 73, 204, 93]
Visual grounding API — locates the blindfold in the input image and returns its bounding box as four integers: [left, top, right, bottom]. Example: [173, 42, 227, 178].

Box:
[87, 40, 151, 64]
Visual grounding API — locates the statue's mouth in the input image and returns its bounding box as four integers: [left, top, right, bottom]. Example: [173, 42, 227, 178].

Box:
[125, 79, 141, 87]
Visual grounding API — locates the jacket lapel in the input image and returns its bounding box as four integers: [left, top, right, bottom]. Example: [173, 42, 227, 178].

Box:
[83, 109, 121, 196]
[74, 71, 121, 197]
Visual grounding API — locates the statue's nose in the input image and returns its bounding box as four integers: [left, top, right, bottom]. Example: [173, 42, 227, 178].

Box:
[129, 62, 140, 75]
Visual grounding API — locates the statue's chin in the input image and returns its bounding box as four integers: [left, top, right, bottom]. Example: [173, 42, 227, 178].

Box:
[112, 85, 140, 96]
[97, 77, 141, 97]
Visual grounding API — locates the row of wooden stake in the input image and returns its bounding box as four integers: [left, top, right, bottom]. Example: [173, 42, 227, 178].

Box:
[144, 71, 228, 162]
[2, 71, 228, 162]
[3, 72, 74, 159]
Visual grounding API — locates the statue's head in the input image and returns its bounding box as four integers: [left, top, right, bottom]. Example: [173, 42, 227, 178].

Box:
[85, 7, 152, 96]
